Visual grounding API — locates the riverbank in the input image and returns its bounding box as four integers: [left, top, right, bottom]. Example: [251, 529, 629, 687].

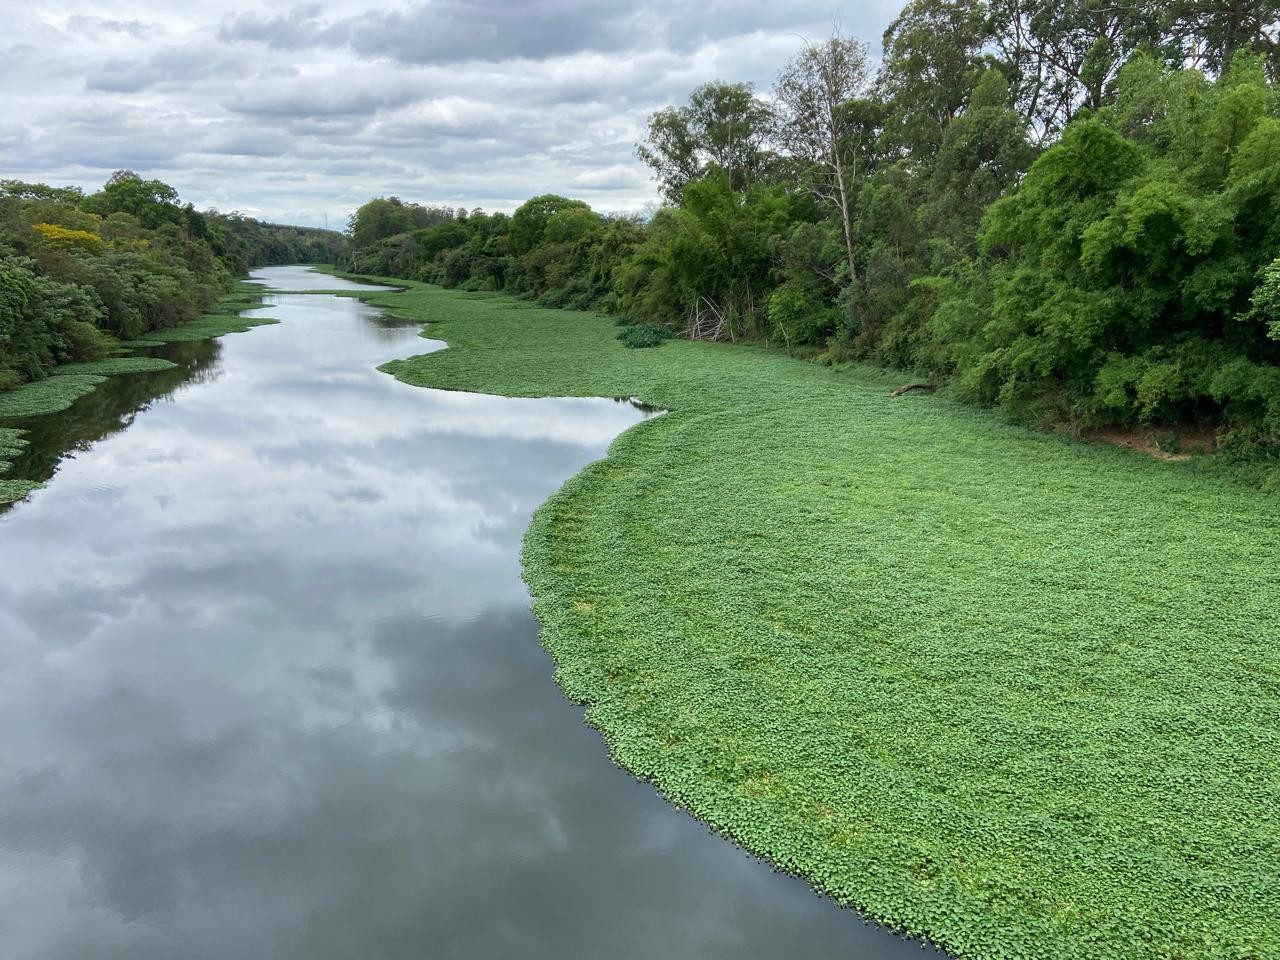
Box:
[350, 274, 1279, 960]
[0, 281, 277, 504]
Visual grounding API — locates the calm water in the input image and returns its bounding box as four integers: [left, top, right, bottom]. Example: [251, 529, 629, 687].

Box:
[0, 266, 928, 959]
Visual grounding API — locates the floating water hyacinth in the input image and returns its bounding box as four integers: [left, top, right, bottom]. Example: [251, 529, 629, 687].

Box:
[367, 273, 1280, 960]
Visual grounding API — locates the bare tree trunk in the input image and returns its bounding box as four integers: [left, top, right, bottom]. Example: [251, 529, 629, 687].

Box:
[822, 55, 860, 286]
[832, 152, 857, 286]
[776, 31, 871, 286]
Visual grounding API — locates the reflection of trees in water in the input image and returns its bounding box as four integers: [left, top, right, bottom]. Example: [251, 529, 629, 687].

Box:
[363, 311, 423, 344]
[0, 339, 223, 504]
[612, 396, 663, 415]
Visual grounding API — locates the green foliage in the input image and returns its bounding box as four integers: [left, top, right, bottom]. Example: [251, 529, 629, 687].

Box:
[51, 357, 177, 377]
[878, 0, 993, 155]
[0, 373, 105, 417]
[621, 173, 797, 340]
[1245, 257, 1280, 340]
[342, 192, 650, 317]
[616, 323, 674, 348]
[346, 196, 454, 250]
[80, 170, 181, 229]
[0, 255, 114, 384]
[135, 312, 278, 343]
[0, 478, 40, 505]
[369, 276, 1280, 960]
[765, 277, 837, 347]
[509, 195, 593, 255]
[209, 214, 346, 272]
[0, 173, 331, 395]
[925, 62, 1280, 433]
[636, 82, 776, 201]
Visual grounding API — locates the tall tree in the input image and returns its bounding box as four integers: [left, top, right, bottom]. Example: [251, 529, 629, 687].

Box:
[347, 197, 415, 249]
[81, 170, 182, 231]
[508, 195, 593, 254]
[636, 82, 775, 202]
[878, 0, 995, 156]
[985, 1, 1279, 137]
[987, 1, 1159, 135]
[774, 33, 873, 284]
[1165, 1, 1280, 76]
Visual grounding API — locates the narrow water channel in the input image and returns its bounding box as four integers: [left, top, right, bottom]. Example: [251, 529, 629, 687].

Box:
[0, 267, 928, 959]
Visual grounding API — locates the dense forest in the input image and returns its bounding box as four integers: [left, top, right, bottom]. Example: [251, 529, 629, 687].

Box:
[344, 0, 1280, 456]
[0, 172, 345, 391]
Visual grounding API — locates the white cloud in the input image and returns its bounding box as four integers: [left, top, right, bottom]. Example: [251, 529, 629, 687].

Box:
[4, 1, 903, 227]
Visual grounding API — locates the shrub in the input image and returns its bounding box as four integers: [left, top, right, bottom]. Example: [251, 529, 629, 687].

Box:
[617, 323, 675, 348]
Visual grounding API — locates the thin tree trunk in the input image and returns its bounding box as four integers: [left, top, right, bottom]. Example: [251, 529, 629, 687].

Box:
[834, 158, 857, 286]
[827, 96, 858, 288]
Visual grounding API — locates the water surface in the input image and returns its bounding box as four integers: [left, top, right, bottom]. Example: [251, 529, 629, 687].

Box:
[0, 266, 929, 959]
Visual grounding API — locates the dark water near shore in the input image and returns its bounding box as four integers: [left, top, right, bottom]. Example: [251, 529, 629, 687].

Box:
[0, 267, 928, 959]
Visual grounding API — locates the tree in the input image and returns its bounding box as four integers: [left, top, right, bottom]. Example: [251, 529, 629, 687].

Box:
[81, 170, 182, 231]
[985, 1, 1280, 138]
[637, 82, 776, 201]
[619, 172, 792, 340]
[0, 181, 84, 204]
[915, 57, 1280, 432]
[854, 68, 1036, 365]
[878, 0, 995, 156]
[347, 197, 415, 249]
[774, 33, 873, 285]
[1244, 258, 1280, 340]
[508, 195, 592, 254]
[1165, 1, 1280, 76]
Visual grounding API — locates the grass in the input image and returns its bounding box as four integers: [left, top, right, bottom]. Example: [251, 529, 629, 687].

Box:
[0, 359, 179, 419]
[133, 312, 277, 343]
[0, 374, 110, 419]
[0, 431, 33, 505]
[52, 357, 178, 377]
[356, 277, 1280, 960]
[0, 478, 40, 505]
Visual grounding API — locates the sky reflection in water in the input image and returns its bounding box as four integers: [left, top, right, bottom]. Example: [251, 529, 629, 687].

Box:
[0, 267, 928, 959]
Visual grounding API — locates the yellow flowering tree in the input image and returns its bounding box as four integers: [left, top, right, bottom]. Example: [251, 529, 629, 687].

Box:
[31, 223, 103, 255]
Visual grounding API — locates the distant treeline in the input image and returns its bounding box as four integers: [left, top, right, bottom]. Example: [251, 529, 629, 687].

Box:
[345, 0, 1280, 455]
[0, 171, 346, 391]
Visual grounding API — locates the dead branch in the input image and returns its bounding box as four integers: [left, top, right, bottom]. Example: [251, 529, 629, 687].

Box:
[890, 382, 937, 398]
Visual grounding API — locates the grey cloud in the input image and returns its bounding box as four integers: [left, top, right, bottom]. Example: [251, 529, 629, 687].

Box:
[570, 164, 649, 190]
[217, 0, 871, 66]
[16, 106, 195, 172]
[220, 0, 636, 64]
[342, 0, 638, 64]
[216, 3, 328, 47]
[87, 48, 249, 93]
[64, 16, 158, 39]
[6, 1, 902, 227]
[226, 79, 425, 119]
[196, 128, 295, 158]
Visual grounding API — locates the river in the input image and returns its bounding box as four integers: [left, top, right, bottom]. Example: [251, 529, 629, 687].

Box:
[0, 266, 929, 959]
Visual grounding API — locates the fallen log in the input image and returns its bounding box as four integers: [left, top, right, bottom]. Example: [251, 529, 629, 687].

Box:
[890, 382, 937, 398]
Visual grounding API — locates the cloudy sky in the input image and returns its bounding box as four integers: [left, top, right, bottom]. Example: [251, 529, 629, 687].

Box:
[3, 1, 902, 228]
